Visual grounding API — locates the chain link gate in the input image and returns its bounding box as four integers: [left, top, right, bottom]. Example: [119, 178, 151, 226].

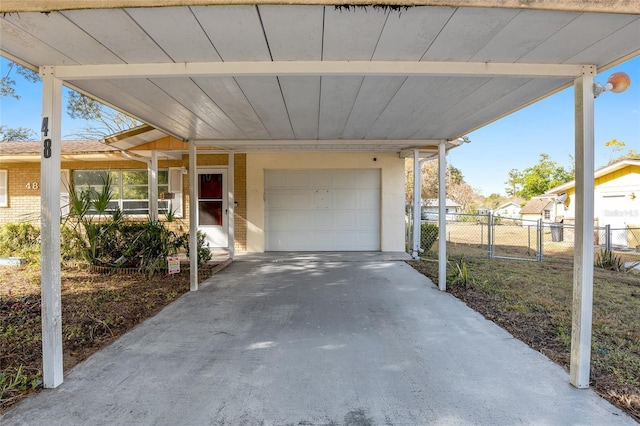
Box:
[488, 213, 543, 261]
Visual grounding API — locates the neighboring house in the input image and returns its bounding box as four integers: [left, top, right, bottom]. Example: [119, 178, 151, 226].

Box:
[546, 158, 640, 246]
[0, 126, 406, 253]
[494, 202, 521, 219]
[422, 198, 462, 221]
[520, 196, 558, 225]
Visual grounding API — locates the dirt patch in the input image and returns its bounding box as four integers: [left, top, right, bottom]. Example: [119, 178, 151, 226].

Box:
[0, 262, 224, 412]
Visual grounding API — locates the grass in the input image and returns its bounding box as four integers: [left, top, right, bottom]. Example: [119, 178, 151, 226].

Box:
[409, 243, 640, 421]
[0, 263, 220, 413]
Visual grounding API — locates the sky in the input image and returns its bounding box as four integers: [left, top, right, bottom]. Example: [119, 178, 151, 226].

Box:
[1, 55, 639, 197]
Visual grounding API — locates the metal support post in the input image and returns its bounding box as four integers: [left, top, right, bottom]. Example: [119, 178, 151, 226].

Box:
[604, 224, 611, 252]
[487, 212, 493, 259]
[438, 141, 447, 291]
[412, 150, 421, 259]
[537, 219, 544, 262]
[570, 69, 596, 389]
[149, 150, 158, 221]
[228, 152, 235, 259]
[189, 142, 198, 291]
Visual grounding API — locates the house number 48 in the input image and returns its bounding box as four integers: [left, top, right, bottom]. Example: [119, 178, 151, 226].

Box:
[26, 182, 39, 190]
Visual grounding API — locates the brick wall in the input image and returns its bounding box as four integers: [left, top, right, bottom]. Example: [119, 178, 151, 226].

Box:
[0, 153, 248, 253]
[0, 163, 41, 224]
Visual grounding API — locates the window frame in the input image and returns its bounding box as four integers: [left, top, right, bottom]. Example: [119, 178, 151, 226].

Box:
[72, 169, 182, 218]
[0, 170, 7, 208]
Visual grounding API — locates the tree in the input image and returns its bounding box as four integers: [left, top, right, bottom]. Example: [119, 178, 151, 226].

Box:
[484, 193, 506, 210]
[605, 138, 639, 164]
[1, 62, 40, 99]
[504, 168, 522, 197]
[0, 125, 37, 142]
[2, 60, 139, 139]
[405, 159, 482, 212]
[510, 153, 573, 199]
[66, 92, 140, 139]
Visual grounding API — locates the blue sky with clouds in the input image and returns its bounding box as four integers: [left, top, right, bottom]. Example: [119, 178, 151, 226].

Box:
[1, 55, 639, 196]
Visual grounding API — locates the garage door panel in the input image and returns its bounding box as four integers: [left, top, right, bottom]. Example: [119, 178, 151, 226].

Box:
[357, 210, 379, 229]
[310, 211, 336, 230]
[334, 172, 357, 188]
[335, 211, 357, 228]
[334, 190, 357, 209]
[357, 189, 380, 208]
[265, 169, 381, 251]
[313, 190, 332, 209]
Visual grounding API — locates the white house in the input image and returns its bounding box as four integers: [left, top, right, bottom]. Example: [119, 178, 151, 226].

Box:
[422, 198, 462, 221]
[494, 202, 521, 219]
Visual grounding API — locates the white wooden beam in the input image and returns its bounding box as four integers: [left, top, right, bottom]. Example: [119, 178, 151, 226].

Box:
[438, 141, 447, 292]
[228, 152, 235, 260]
[199, 139, 443, 148]
[412, 150, 421, 259]
[189, 142, 198, 292]
[52, 61, 588, 80]
[40, 65, 64, 388]
[570, 68, 596, 389]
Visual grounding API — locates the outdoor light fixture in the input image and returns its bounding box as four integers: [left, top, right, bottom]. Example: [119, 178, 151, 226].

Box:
[593, 72, 631, 98]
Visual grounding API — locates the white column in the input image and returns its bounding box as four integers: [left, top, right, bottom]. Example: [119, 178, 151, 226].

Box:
[570, 69, 596, 388]
[149, 150, 158, 221]
[228, 152, 235, 259]
[40, 66, 63, 388]
[412, 149, 421, 259]
[438, 141, 447, 292]
[189, 142, 198, 291]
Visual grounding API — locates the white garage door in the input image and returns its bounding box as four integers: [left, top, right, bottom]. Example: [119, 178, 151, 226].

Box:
[265, 169, 380, 251]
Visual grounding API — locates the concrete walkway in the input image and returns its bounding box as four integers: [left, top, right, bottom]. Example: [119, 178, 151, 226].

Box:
[2, 253, 634, 425]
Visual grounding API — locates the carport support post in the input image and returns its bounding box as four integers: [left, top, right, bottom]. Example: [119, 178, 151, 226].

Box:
[149, 150, 158, 221]
[40, 66, 64, 388]
[570, 69, 596, 389]
[228, 152, 235, 259]
[412, 149, 421, 259]
[189, 141, 198, 291]
[438, 141, 447, 292]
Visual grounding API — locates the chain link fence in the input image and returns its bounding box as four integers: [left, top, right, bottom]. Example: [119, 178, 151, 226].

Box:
[415, 212, 640, 267]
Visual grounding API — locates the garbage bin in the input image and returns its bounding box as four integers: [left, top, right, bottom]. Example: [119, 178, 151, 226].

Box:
[551, 223, 564, 242]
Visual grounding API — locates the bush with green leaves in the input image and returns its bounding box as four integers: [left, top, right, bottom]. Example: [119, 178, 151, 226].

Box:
[420, 222, 438, 253]
[0, 222, 41, 264]
[61, 171, 211, 273]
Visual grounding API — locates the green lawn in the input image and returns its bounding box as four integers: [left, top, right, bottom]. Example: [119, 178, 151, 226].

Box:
[410, 243, 640, 421]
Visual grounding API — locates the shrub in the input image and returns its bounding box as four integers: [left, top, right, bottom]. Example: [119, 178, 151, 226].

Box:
[448, 257, 472, 288]
[0, 223, 41, 264]
[420, 222, 438, 253]
[184, 231, 212, 266]
[595, 249, 624, 272]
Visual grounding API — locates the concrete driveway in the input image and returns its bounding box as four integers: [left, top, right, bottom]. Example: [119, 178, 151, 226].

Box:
[2, 253, 634, 425]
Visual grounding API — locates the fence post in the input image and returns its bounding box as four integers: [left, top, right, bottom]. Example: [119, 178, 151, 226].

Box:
[604, 224, 611, 252]
[537, 219, 544, 262]
[488, 212, 493, 259]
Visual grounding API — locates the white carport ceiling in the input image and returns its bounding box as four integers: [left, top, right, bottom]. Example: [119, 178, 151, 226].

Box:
[1, 2, 639, 151]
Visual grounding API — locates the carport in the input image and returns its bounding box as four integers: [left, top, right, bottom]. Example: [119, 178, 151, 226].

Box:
[1, 0, 639, 394]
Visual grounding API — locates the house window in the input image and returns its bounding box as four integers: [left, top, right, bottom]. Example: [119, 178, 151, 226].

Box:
[0, 170, 7, 207]
[72, 169, 182, 217]
[543, 209, 551, 220]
